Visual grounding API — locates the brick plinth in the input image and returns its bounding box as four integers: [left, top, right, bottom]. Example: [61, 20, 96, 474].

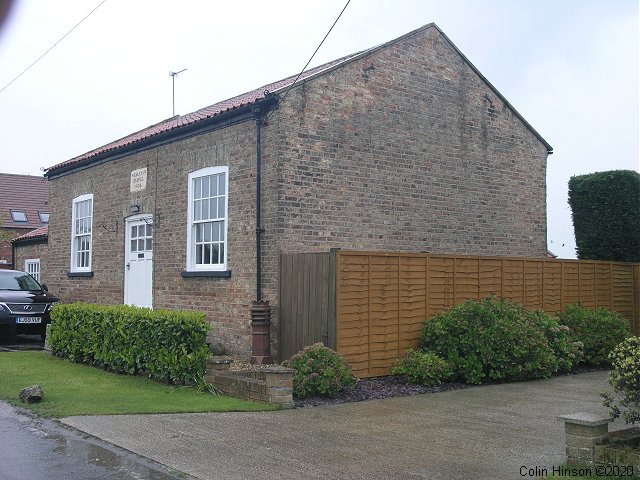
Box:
[206, 357, 294, 409]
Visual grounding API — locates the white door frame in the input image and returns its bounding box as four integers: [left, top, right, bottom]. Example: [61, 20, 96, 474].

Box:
[124, 214, 154, 308]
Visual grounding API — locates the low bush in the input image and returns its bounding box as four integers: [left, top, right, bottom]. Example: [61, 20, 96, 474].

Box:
[534, 310, 583, 373]
[557, 304, 631, 367]
[283, 343, 356, 398]
[420, 296, 574, 384]
[391, 349, 453, 386]
[602, 336, 640, 426]
[49, 303, 210, 385]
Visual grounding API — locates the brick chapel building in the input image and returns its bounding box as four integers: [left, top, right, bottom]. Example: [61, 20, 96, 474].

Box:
[44, 24, 552, 360]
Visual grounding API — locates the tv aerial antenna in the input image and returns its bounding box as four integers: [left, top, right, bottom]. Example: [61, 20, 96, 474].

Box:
[169, 68, 187, 116]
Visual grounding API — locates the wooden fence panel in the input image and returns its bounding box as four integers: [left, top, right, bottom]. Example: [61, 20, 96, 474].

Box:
[634, 264, 640, 334]
[563, 262, 581, 305]
[478, 259, 502, 298]
[578, 262, 596, 309]
[335, 253, 370, 374]
[612, 264, 635, 321]
[399, 256, 426, 352]
[427, 257, 455, 316]
[524, 260, 544, 310]
[543, 261, 563, 312]
[595, 263, 612, 307]
[333, 251, 640, 378]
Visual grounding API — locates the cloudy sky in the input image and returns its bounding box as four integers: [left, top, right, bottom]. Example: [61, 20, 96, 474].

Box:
[0, 0, 637, 259]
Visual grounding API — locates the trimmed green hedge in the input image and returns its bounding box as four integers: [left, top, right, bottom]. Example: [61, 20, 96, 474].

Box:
[49, 303, 210, 385]
[568, 170, 640, 262]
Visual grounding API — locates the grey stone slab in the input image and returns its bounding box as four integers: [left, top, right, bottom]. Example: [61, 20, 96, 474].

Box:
[558, 412, 614, 426]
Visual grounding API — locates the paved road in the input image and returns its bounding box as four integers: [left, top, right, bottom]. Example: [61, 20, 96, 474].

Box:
[0, 401, 191, 480]
[62, 371, 623, 480]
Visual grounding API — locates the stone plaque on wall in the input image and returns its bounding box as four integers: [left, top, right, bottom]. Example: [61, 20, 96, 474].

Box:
[130, 167, 147, 192]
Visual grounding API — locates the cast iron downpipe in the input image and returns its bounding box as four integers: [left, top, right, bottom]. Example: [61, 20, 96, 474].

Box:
[250, 105, 272, 365]
[254, 105, 264, 301]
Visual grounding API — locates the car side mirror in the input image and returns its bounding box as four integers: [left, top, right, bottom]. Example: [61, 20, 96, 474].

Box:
[42, 284, 48, 292]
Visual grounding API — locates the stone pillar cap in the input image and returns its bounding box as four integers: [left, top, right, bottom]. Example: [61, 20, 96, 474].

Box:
[557, 412, 614, 425]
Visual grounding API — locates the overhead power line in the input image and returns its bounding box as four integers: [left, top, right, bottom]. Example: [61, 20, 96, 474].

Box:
[266, 0, 351, 121]
[0, 0, 109, 95]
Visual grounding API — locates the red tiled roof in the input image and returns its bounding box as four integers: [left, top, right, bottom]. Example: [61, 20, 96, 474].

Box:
[12, 225, 48, 243]
[45, 22, 552, 176]
[46, 51, 366, 174]
[0, 174, 49, 229]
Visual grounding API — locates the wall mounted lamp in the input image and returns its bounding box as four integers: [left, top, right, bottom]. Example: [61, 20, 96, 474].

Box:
[129, 204, 140, 214]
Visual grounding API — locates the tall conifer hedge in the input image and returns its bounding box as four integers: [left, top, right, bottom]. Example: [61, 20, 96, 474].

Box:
[568, 170, 640, 262]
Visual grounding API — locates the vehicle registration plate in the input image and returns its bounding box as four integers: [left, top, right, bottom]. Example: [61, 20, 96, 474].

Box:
[16, 317, 42, 324]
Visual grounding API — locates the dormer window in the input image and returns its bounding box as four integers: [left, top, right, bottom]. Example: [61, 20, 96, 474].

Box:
[10, 210, 27, 222]
[39, 212, 50, 223]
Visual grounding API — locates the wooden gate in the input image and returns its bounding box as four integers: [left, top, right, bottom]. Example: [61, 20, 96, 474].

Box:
[278, 252, 337, 361]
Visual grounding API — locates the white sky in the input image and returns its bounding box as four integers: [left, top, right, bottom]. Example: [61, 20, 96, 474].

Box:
[0, 0, 637, 259]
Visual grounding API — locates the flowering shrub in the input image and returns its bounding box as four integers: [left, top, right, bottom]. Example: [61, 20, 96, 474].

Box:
[557, 304, 631, 367]
[602, 336, 640, 425]
[283, 343, 356, 398]
[391, 349, 453, 386]
[420, 297, 576, 384]
[534, 310, 583, 373]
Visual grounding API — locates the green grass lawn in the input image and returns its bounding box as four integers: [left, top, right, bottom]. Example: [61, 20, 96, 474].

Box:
[0, 351, 275, 417]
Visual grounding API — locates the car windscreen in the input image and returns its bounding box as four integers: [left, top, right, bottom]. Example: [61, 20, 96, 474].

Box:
[0, 273, 42, 291]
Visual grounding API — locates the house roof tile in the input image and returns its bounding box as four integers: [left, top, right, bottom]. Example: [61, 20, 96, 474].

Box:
[12, 225, 48, 243]
[46, 51, 366, 175]
[0, 174, 49, 230]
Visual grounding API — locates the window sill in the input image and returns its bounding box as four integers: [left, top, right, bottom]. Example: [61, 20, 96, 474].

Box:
[181, 270, 232, 278]
[67, 271, 94, 278]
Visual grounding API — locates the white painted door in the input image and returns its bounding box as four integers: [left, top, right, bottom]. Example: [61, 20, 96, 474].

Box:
[124, 216, 153, 308]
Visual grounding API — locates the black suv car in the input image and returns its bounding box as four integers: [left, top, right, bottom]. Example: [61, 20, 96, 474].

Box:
[0, 269, 59, 342]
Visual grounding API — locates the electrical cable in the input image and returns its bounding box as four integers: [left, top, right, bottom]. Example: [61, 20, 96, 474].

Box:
[266, 0, 351, 122]
[0, 0, 109, 95]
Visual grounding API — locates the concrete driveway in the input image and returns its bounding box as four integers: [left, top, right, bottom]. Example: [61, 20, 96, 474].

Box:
[61, 371, 622, 480]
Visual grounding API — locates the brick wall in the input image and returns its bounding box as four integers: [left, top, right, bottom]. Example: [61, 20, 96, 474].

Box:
[47, 121, 259, 356]
[259, 26, 549, 357]
[13, 240, 48, 283]
[0, 237, 11, 266]
[0, 228, 30, 266]
[47, 25, 549, 359]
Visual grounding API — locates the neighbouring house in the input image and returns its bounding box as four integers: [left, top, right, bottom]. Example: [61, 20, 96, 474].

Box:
[44, 23, 552, 361]
[12, 226, 48, 283]
[0, 174, 49, 269]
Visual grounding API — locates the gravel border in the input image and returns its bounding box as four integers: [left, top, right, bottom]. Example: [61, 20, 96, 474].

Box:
[293, 366, 607, 408]
[294, 376, 468, 408]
